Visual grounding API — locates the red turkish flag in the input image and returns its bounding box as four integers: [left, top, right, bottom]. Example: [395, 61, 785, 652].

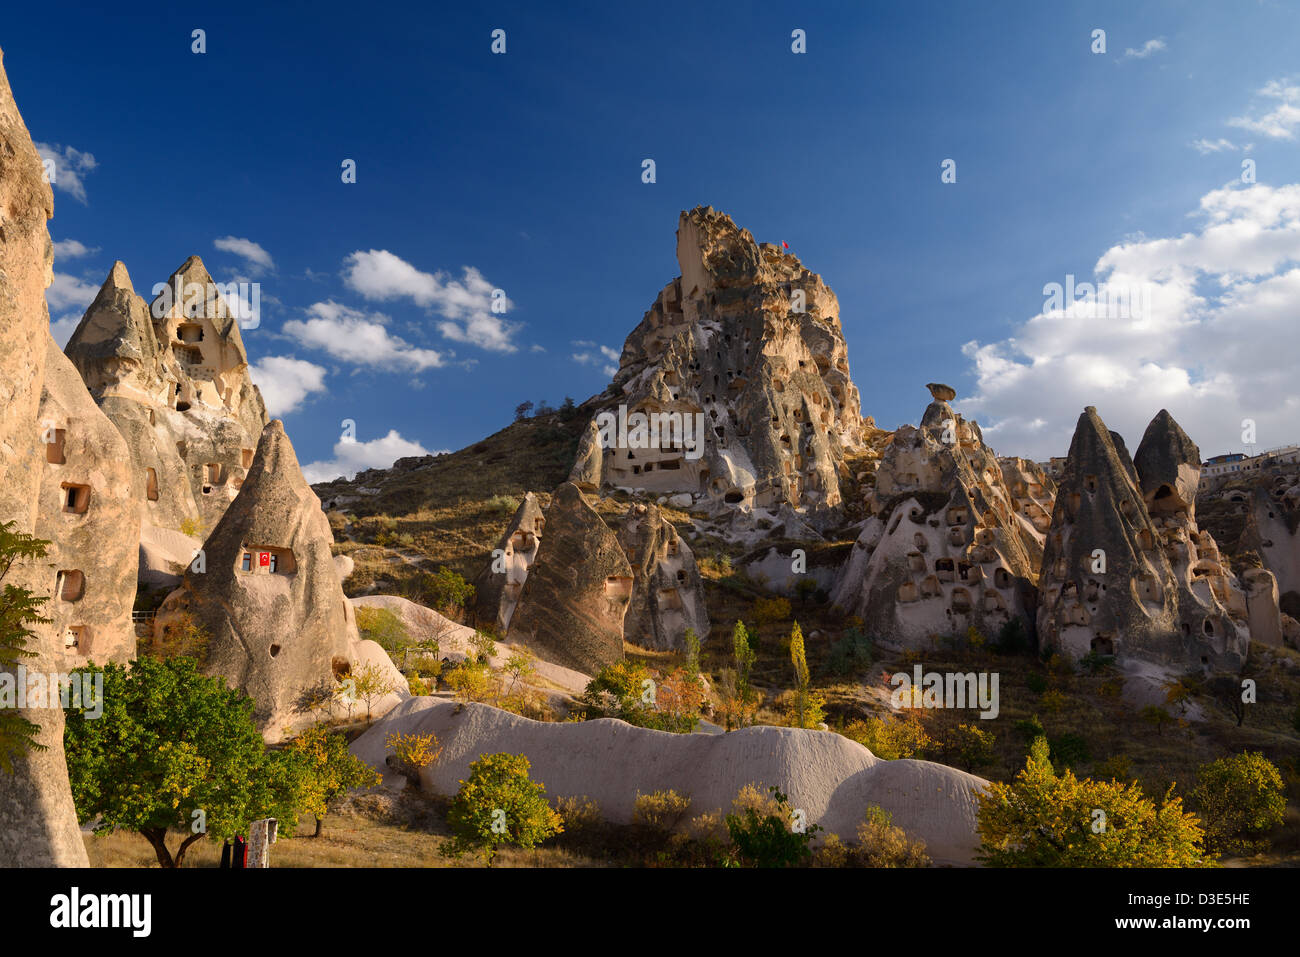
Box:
[259, 552, 270, 567]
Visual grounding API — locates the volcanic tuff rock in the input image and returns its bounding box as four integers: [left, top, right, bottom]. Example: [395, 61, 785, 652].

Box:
[155, 420, 402, 740]
[472, 492, 545, 634]
[0, 46, 90, 866]
[1238, 488, 1300, 624]
[502, 483, 632, 673]
[34, 334, 138, 667]
[569, 207, 868, 518]
[832, 385, 1050, 649]
[65, 257, 268, 535]
[613, 502, 709, 651]
[354, 699, 988, 866]
[1037, 408, 1249, 669]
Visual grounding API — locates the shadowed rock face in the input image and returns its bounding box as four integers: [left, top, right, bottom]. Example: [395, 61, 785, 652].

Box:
[65, 257, 268, 534]
[833, 385, 1050, 649]
[569, 207, 868, 519]
[1038, 407, 1248, 670]
[34, 334, 138, 668]
[472, 492, 545, 633]
[614, 502, 709, 651]
[1135, 408, 1202, 521]
[0, 45, 90, 867]
[154, 420, 358, 741]
[506, 483, 632, 673]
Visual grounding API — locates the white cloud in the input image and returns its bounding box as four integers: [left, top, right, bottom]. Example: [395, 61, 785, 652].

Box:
[1123, 38, 1166, 59]
[52, 238, 98, 260]
[1190, 138, 1239, 154]
[46, 272, 99, 311]
[342, 249, 519, 352]
[571, 341, 620, 378]
[282, 300, 446, 371]
[960, 182, 1300, 461]
[214, 236, 275, 275]
[33, 143, 97, 204]
[1228, 78, 1300, 140]
[301, 430, 441, 484]
[248, 355, 328, 416]
[50, 313, 82, 348]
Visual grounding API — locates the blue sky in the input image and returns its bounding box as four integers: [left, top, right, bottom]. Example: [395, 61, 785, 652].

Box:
[7, 1, 1300, 479]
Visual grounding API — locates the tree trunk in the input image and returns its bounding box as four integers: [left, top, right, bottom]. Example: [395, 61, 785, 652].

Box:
[172, 831, 207, 868]
[314, 815, 324, 837]
[141, 828, 175, 868]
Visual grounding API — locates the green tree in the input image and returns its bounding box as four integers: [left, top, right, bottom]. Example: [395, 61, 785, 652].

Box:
[976, 737, 1212, 867]
[63, 657, 298, 867]
[343, 661, 397, 722]
[789, 621, 818, 729]
[1191, 752, 1287, 855]
[504, 650, 536, 694]
[943, 723, 996, 772]
[442, 752, 563, 864]
[423, 567, 475, 617]
[283, 726, 380, 836]
[354, 606, 412, 661]
[731, 620, 756, 727]
[0, 521, 50, 769]
[682, 628, 701, 681]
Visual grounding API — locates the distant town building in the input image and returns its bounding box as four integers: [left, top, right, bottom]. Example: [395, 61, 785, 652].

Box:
[1199, 446, 1300, 486]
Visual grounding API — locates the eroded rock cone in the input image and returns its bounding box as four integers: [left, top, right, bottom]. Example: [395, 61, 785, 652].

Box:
[614, 502, 709, 651]
[569, 207, 868, 518]
[0, 44, 90, 867]
[1037, 407, 1248, 669]
[472, 492, 545, 633]
[1134, 408, 1203, 522]
[155, 420, 357, 740]
[832, 385, 1049, 648]
[506, 483, 632, 673]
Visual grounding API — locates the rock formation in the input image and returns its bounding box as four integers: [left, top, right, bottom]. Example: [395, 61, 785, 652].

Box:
[471, 492, 545, 634]
[354, 699, 988, 866]
[33, 335, 138, 668]
[1036, 408, 1249, 669]
[155, 420, 402, 740]
[65, 256, 268, 538]
[569, 207, 868, 520]
[832, 384, 1049, 649]
[500, 483, 632, 673]
[613, 502, 709, 651]
[0, 46, 90, 866]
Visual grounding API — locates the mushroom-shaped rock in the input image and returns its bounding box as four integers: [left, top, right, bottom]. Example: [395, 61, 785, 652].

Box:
[506, 483, 632, 673]
[472, 491, 546, 633]
[926, 382, 957, 402]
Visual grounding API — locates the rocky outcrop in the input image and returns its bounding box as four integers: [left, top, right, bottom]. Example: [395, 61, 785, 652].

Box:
[1238, 488, 1300, 621]
[33, 334, 138, 667]
[0, 46, 90, 867]
[354, 699, 988, 866]
[504, 483, 632, 673]
[471, 492, 545, 634]
[832, 385, 1048, 649]
[570, 207, 868, 520]
[65, 257, 268, 536]
[613, 502, 709, 651]
[1037, 408, 1248, 670]
[155, 420, 396, 740]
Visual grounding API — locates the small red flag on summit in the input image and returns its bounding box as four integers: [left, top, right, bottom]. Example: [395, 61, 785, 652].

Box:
[782, 241, 789, 249]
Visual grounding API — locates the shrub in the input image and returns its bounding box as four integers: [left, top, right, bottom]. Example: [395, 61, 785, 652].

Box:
[424, 567, 475, 615]
[942, 723, 996, 772]
[143, 609, 210, 663]
[355, 606, 411, 658]
[179, 516, 204, 538]
[841, 713, 932, 760]
[826, 627, 873, 677]
[485, 494, 520, 516]
[1039, 689, 1066, 713]
[977, 738, 1212, 867]
[794, 578, 819, 603]
[855, 805, 930, 867]
[1191, 752, 1287, 855]
[633, 789, 693, 833]
[442, 753, 563, 864]
[554, 795, 603, 837]
[1048, 733, 1090, 771]
[385, 731, 442, 786]
[753, 596, 792, 626]
[445, 660, 498, 703]
[995, 617, 1030, 655]
[1014, 714, 1046, 743]
[725, 785, 821, 867]
[1025, 672, 1048, 695]
[469, 630, 497, 664]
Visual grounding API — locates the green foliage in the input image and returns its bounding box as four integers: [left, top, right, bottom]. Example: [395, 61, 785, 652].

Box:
[442, 752, 563, 864]
[179, 516, 204, 538]
[1140, 705, 1175, 735]
[682, 628, 701, 681]
[994, 617, 1031, 655]
[977, 737, 1212, 867]
[826, 627, 873, 677]
[1048, 733, 1091, 771]
[1014, 714, 1046, 743]
[143, 609, 210, 663]
[343, 661, 398, 721]
[1025, 672, 1048, 695]
[752, 596, 792, 626]
[943, 723, 996, 772]
[284, 726, 381, 835]
[62, 657, 298, 867]
[354, 606, 411, 656]
[469, 629, 497, 664]
[789, 622, 813, 729]
[579, 661, 701, 733]
[503, 650, 536, 693]
[1191, 752, 1287, 855]
[725, 785, 821, 867]
[841, 714, 933, 760]
[423, 567, 476, 616]
[0, 521, 50, 769]
[632, 789, 693, 833]
[384, 731, 443, 786]
[445, 659, 498, 703]
[794, 578, 819, 603]
[485, 494, 520, 516]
